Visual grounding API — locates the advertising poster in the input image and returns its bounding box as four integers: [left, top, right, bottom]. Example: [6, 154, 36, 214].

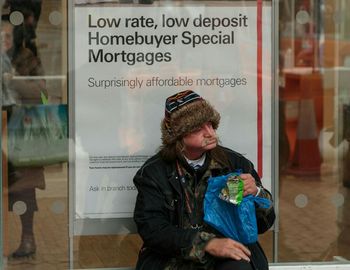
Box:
[74, 3, 272, 219]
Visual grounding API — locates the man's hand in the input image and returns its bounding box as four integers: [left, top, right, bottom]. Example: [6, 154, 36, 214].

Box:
[240, 173, 258, 197]
[204, 238, 251, 262]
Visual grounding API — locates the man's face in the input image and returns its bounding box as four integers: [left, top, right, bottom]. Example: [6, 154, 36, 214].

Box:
[1, 23, 13, 53]
[182, 122, 217, 159]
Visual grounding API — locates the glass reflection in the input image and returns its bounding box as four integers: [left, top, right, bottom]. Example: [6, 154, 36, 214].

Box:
[1, 0, 68, 268]
[279, 0, 350, 262]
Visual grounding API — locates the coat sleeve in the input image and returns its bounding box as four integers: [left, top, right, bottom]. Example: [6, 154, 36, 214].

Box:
[133, 164, 200, 258]
[246, 159, 273, 201]
[241, 156, 276, 233]
[225, 147, 273, 201]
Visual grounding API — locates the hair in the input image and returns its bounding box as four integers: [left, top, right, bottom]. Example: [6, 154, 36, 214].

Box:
[159, 140, 182, 162]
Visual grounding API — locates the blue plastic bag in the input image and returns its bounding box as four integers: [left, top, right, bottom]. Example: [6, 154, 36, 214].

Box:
[204, 173, 271, 244]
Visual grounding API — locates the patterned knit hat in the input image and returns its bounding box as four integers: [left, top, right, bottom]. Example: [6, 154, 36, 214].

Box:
[161, 90, 220, 145]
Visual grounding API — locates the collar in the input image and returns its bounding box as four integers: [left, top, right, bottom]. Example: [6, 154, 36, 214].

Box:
[184, 153, 206, 169]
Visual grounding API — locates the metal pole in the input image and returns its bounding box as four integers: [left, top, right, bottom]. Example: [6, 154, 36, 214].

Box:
[0, 16, 3, 269]
[68, 0, 75, 268]
[272, 0, 280, 263]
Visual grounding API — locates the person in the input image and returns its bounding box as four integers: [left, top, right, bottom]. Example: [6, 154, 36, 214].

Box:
[1, 18, 46, 259]
[1, 20, 18, 107]
[4, 0, 42, 56]
[133, 90, 274, 270]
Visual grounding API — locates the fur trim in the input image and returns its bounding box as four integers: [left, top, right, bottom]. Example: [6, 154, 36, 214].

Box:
[161, 99, 220, 145]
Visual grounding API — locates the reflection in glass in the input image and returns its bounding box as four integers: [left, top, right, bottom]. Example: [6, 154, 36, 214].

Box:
[1, 0, 69, 268]
[279, 0, 350, 262]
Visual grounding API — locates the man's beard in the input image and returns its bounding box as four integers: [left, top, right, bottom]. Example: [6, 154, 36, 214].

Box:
[202, 136, 218, 147]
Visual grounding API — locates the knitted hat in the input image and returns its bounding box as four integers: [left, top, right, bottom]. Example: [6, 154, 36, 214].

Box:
[161, 90, 220, 145]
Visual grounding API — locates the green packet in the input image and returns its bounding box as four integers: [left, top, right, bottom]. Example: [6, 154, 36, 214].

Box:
[219, 173, 244, 205]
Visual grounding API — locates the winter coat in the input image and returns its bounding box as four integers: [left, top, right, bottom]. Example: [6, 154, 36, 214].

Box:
[133, 145, 271, 270]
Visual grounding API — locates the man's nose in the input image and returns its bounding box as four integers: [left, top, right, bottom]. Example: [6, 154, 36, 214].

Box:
[203, 123, 215, 136]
